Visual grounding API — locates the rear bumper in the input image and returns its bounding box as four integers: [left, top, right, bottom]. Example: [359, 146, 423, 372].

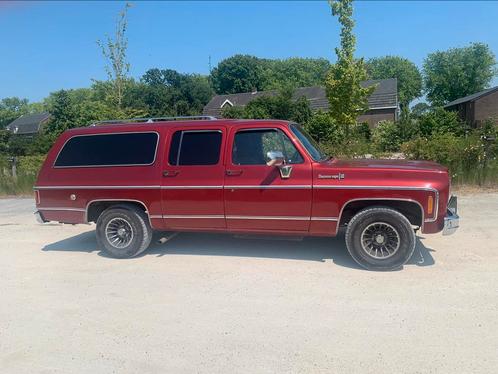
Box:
[34, 210, 48, 224]
[442, 196, 459, 236]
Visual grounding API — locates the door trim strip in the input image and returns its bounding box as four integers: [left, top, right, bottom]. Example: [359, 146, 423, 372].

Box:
[34, 185, 161, 190]
[226, 215, 309, 221]
[38, 207, 86, 212]
[224, 185, 312, 189]
[161, 186, 223, 189]
[163, 214, 225, 219]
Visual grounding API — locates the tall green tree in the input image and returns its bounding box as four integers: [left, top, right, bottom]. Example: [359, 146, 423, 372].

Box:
[210, 55, 332, 94]
[366, 56, 422, 108]
[325, 0, 373, 128]
[262, 58, 331, 90]
[210, 55, 268, 94]
[423, 42, 497, 106]
[138, 68, 213, 116]
[45, 90, 77, 137]
[97, 2, 132, 109]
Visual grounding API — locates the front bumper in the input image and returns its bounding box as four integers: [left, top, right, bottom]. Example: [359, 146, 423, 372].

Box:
[442, 196, 459, 236]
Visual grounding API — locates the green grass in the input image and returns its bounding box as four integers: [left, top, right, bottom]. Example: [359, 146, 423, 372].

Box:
[450, 160, 498, 187]
[0, 174, 37, 196]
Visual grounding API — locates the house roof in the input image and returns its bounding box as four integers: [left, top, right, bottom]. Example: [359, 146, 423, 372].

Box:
[444, 86, 498, 108]
[203, 78, 398, 117]
[6, 112, 51, 135]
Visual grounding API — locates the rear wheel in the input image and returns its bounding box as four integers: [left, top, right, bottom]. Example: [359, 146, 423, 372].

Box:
[96, 204, 152, 258]
[345, 207, 416, 271]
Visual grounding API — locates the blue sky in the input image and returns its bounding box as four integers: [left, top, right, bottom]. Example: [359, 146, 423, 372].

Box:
[1, 1, 498, 102]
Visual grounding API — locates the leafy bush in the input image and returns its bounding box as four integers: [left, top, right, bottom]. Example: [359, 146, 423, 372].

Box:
[401, 132, 498, 185]
[372, 121, 403, 152]
[418, 107, 466, 137]
[0, 155, 45, 195]
[220, 89, 312, 125]
[18, 155, 46, 175]
[354, 122, 371, 141]
[304, 111, 345, 144]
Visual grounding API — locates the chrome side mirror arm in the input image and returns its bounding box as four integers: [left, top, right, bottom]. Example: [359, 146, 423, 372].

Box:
[278, 165, 293, 179]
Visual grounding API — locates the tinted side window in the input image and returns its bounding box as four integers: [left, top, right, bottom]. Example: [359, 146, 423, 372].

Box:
[232, 129, 303, 165]
[54, 132, 158, 167]
[168, 131, 222, 166]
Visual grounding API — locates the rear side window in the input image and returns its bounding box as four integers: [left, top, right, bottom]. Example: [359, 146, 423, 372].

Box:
[54, 132, 158, 167]
[168, 130, 222, 166]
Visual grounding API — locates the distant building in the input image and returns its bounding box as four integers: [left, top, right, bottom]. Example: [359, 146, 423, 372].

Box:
[203, 78, 398, 127]
[444, 86, 498, 127]
[6, 112, 51, 136]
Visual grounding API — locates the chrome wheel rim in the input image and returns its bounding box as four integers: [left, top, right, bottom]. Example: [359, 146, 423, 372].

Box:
[360, 222, 400, 259]
[105, 217, 134, 249]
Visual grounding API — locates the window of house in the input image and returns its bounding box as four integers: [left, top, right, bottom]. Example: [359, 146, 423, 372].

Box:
[168, 130, 222, 166]
[54, 132, 158, 167]
[232, 129, 304, 165]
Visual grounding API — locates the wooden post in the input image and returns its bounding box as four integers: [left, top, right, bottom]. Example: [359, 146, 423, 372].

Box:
[11, 157, 17, 179]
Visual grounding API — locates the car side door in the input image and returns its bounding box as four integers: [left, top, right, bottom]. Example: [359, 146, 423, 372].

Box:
[224, 125, 312, 232]
[161, 126, 226, 230]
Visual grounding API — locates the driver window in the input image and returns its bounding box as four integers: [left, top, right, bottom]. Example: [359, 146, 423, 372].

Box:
[232, 129, 304, 165]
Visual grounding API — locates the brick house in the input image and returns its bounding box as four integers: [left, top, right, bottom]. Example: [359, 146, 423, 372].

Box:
[444, 86, 498, 127]
[203, 78, 399, 127]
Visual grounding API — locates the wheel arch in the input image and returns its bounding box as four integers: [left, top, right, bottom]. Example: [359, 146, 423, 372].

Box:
[86, 199, 150, 225]
[338, 198, 424, 230]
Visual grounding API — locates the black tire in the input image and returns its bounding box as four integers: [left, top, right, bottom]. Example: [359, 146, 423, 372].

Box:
[345, 207, 416, 271]
[96, 204, 153, 259]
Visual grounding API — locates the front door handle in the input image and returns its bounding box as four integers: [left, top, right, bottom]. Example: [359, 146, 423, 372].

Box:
[163, 170, 179, 177]
[226, 169, 243, 176]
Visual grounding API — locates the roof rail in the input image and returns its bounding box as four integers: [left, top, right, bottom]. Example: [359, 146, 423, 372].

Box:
[89, 115, 217, 126]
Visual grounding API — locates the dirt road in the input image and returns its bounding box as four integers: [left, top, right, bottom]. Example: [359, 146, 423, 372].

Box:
[1, 193, 498, 373]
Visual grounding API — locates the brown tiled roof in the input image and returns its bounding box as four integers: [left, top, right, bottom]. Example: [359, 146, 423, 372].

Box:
[203, 79, 398, 117]
[444, 86, 498, 108]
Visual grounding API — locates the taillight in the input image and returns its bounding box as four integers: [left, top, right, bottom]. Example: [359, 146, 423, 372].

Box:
[35, 190, 40, 205]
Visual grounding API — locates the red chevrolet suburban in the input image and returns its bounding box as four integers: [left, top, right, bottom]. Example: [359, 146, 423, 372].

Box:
[34, 116, 459, 270]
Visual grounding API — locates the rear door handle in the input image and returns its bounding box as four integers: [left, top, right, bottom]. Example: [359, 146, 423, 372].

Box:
[163, 170, 179, 177]
[226, 169, 243, 176]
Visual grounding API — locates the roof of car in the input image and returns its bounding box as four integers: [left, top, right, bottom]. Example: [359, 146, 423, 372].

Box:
[64, 118, 292, 135]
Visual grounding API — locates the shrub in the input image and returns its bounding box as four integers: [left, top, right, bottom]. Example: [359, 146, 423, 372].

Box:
[354, 122, 371, 141]
[221, 105, 245, 119]
[372, 121, 403, 152]
[401, 133, 461, 165]
[304, 111, 345, 144]
[18, 155, 46, 175]
[401, 132, 498, 185]
[418, 107, 466, 137]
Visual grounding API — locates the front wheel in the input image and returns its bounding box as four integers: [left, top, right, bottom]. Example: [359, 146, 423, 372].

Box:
[96, 204, 153, 258]
[345, 207, 416, 271]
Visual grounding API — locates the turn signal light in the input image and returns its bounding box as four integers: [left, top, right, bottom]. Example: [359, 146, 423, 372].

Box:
[427, 195, 434, 215]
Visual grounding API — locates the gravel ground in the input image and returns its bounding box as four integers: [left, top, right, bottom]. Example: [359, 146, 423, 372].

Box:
[1, 193, 498, 373]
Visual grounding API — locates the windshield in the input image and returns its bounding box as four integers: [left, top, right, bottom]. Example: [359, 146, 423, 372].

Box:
[289, 124, 328, 162]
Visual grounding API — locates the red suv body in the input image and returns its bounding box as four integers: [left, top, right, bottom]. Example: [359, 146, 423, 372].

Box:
[34, 118, 459, 270]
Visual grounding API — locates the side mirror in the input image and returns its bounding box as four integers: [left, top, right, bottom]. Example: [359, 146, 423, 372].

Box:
[266, 151, 285, 167]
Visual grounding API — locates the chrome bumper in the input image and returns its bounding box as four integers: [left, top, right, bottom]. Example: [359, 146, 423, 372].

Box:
[34, 210, 47, 224]
[442, 196, 459, 236]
